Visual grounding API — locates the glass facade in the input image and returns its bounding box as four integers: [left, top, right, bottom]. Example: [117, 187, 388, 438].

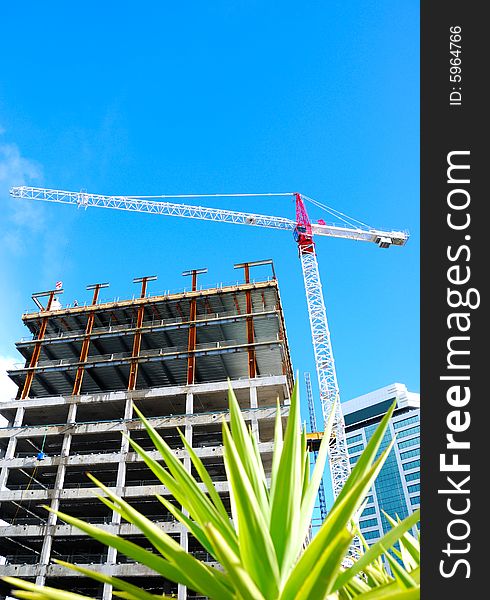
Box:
[343, 383, 420, 547]
[399, 448, 419, 461]
[403, 459, 420, 471]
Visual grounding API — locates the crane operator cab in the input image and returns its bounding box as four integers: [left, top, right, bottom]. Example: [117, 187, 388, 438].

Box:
[293, 225, 305, 242]
[293, 225, 314, 246]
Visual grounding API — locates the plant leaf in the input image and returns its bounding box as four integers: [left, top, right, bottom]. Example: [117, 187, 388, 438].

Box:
[44, 505, 230, 598]
[227, 384, 270, 518]
[222, 420, 280, 597]
[2, 578, 94, 600]
[204, 523, 267, 600]
[382, 549, 418, 589]
[83, 474, 233, 598]
[383, 511, 420, 567]
[334, 509, 420, 591]
[293, 528, 353, 599]
[177, 426, 230, 523]
[155, 494, 216, 557]
[269, 398, 284, 504]
[52, 561, 175, 600]
[269, 379, 302, 575]
[355, 582, 421, 599]
[125, 411, 238, 552]
[280, 440, 396, 600]
[297, 396, 337, 544]
[333, 401, 396, 509]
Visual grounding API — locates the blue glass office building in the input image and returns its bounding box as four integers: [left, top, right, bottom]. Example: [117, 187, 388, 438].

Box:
[343, 383, 420, 544]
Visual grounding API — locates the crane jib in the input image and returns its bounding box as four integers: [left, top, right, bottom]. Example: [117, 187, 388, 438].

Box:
[9, 186, 409, 247]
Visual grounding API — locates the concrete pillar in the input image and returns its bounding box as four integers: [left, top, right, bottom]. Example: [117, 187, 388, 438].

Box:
[36, 405, 77, 586]
[103, 398, 133, 600]
[102, 582, 113, 600]
[250, 386, 259, 442]
[185, 392, 194, 415]
[67, 402, 77, 424]
[115, 397, 133, 493]
[177, 523, 189, 600]
[13, 407, 25, 427]
[0, 408, 24, 489]
[183, 393, 194, 472]
[178, 392, 193, 600]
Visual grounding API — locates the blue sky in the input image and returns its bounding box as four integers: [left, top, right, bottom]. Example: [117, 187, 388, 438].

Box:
[0, 0, 419, 444]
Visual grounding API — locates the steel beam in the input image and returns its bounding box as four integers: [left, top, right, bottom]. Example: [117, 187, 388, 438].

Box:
[182, 269, 207, 385]
[128, 276, 157, 391]
[21, 290, 60, 399]
[234, 261, 275, 379]
[72, 284, 109, 395]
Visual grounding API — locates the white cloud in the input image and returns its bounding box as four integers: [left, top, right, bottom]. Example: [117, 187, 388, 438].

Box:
[0, 141, 40, 185]
[0, 134, 66, 282]
[0, 141, 45, 241]
[0, 136, 45, 355]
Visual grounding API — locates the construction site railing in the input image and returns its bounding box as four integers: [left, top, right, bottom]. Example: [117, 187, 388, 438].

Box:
[21, 277, 277, 316]
[20, 307, 279, 343]
[0, 403, 284, 432]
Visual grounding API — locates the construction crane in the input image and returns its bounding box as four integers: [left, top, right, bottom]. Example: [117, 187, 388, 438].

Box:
[9, 185, 408, 501]
[304, 372, 327, 524]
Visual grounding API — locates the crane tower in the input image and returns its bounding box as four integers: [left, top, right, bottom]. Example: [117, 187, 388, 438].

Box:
[9, 185, 408, 498]
[304, 372, 327, 522]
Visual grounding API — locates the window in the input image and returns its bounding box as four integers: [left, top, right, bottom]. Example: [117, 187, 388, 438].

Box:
[408, 483, 420, 493]
[400, 448, 419, 461]
[360, 518, 378, 529]
[397, 425, 420, 439]
[410, 495, 420, 506]
[398, 437, 419, 450]
[405, 471, 420, 482]
[363, 530, 380, 540]
[349, 456, 358, 465]
[347, 434, 363, 445]
[348, 443, 364, 454]
[403, 459, 420, 471]
[345, 399, 395, 426]
[361, 506, 376, 517]
[394, 415, 419, 430]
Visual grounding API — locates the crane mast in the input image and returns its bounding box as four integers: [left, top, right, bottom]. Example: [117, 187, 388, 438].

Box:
[9, 185, 409, 503]
[293, 193, 351, 496]
[304, 372, 327, 523]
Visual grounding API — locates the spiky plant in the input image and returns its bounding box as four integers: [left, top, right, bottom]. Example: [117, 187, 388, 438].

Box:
[3, 382, 420, 599]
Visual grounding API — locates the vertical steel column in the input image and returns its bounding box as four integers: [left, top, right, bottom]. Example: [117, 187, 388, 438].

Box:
[21, 289, 61, 400]
[245, 266, 256, 378]
[234, 260, 274, 379]
[72, 283, 109, 395]
[234, 262, 256, 378]
[182, 269, 207, 385]
[128, 276, 157, 391]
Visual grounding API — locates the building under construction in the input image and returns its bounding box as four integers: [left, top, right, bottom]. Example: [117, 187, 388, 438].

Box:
[0, 261, 294, 599]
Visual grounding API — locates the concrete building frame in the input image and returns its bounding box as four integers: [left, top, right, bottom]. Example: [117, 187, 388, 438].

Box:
[0, 269, 294, 600]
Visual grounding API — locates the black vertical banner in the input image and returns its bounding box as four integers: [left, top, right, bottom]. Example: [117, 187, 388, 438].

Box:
[422, 2, 486, 597]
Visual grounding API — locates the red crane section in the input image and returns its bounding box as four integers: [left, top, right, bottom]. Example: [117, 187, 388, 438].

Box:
[294, 193, 315, 253]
